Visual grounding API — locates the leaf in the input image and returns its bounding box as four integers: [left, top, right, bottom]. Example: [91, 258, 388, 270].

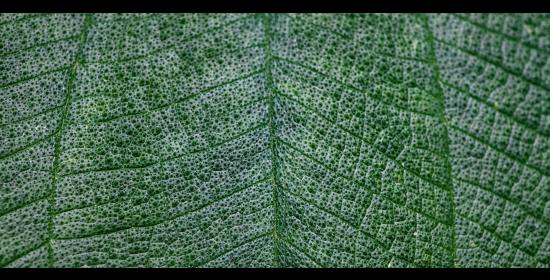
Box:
[0, 13, 549, 268]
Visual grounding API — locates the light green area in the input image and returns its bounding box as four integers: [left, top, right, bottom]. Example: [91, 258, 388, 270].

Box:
[0, 13, 548, 268]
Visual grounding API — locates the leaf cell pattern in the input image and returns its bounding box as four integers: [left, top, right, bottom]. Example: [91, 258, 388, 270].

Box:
[0, 13, 548, 268]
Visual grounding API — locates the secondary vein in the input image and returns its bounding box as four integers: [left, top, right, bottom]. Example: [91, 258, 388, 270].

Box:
[46, 13, 94, 268]
[420, 13, 458, 268]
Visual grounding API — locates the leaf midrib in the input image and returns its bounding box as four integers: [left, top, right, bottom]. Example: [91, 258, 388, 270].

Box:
[261, 13, 282, 268]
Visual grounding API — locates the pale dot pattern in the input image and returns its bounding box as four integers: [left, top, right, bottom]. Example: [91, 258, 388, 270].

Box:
[0, 13, 548, 268]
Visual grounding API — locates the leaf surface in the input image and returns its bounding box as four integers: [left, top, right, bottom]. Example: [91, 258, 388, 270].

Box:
[0, 13, 549, 268]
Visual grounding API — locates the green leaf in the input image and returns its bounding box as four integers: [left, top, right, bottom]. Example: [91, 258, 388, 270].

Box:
[0, 13, 549, 268]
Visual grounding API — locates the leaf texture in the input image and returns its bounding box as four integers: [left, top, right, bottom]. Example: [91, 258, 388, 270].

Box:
[0, 13, 549, 268]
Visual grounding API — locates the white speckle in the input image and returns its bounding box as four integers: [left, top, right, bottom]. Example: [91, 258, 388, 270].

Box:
[412, 39, 418, 52]
[525, 25, 533, 35]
